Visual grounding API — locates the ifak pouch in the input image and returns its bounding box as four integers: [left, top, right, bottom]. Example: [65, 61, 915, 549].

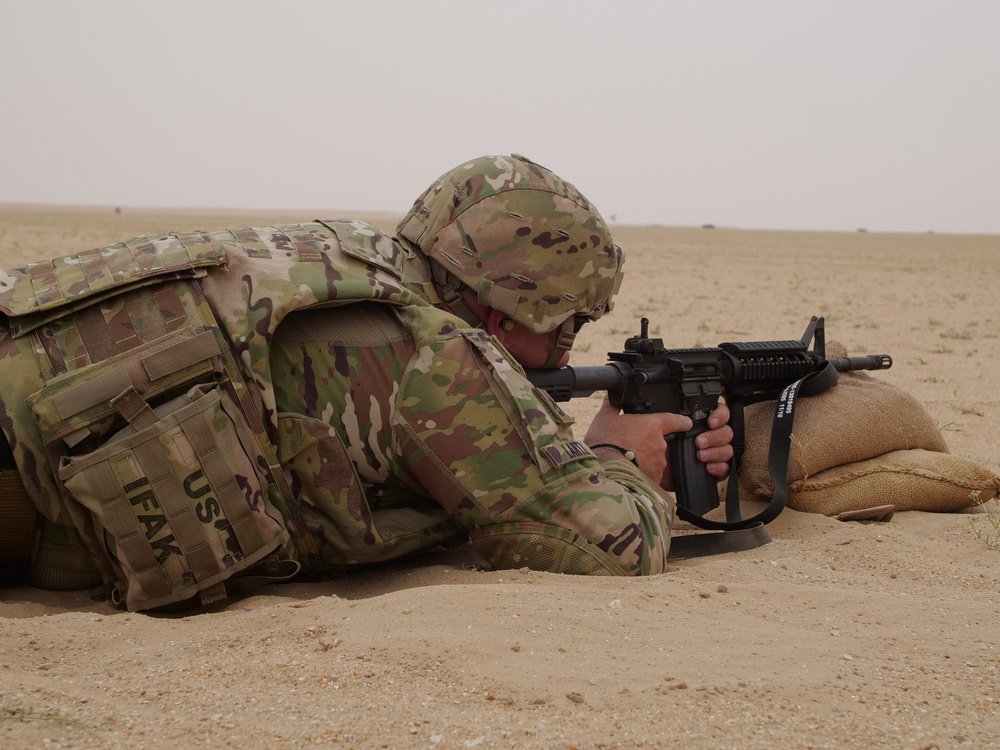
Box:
[58, 382, 290, 611]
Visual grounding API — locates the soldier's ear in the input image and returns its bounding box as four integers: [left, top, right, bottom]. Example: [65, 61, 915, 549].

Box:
[483, 309, 516, 337]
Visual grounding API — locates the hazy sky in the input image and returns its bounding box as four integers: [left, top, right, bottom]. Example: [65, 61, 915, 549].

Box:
[2, 1, 998, 233]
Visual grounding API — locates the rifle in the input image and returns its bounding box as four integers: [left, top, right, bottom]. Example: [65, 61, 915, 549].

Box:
[526, 316, 892, 537]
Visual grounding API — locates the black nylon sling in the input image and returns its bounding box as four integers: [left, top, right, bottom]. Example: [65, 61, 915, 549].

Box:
[669, 360, 840, 557]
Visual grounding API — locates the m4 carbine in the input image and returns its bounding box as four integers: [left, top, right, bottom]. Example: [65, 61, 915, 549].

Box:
[526, 316, 892, 532]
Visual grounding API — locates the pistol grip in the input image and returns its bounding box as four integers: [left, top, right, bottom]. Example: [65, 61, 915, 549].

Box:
[669, 426, 721, 519]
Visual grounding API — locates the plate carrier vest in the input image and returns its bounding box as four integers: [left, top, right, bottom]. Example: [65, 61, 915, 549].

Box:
[0, 219, 426, 611]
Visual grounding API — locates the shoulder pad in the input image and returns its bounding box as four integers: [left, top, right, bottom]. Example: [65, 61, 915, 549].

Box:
[0, 231, 227, 337]
[316, 219, 405, 280]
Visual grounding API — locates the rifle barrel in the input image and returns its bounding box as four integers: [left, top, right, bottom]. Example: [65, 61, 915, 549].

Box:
[526, 365, 623, 401]
[829, 354, 893, 372]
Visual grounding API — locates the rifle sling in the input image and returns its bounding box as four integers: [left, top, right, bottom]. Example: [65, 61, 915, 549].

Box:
[668, 522, 772, 559]
[676, 360, 840, 534]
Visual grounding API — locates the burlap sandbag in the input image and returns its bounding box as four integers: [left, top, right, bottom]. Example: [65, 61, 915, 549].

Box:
[736, 340, 1000, 515]
[786, 449, 1000, 514]
[739, 341, 948, 501]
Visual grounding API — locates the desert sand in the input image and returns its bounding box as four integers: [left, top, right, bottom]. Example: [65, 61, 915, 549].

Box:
[1, 206, 998, 749]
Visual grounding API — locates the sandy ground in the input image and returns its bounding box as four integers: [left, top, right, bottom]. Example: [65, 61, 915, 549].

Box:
[1, 206, 998, 749]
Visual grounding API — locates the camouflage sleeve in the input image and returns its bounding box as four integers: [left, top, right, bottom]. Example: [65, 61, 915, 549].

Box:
[393, 328, 674, 576]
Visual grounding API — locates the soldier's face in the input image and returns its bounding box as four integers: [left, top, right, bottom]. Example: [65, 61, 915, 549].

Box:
[462, 292, 574, 369]
[494, 324, 571, 369]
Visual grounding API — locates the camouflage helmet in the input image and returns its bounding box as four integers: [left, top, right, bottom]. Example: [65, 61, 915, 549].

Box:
[396, 154, 625, 350]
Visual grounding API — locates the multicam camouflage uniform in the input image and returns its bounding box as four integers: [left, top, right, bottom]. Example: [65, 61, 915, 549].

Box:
[0, 155, 674, 611]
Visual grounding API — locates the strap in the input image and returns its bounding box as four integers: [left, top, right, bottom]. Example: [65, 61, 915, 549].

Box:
[182, 395, 266, 554]
[429, 262, 481, 329]
[110, 387, 158, 431]
[83, 460, 174, 602]
[590, 443, 639, 467]
[224, 556, 302, 598]
[286, 224, 324, 262]
[131, 438, 221, 579]
[678, 360, 840, 531]
[542, 316, 577, 368]
[52, 369, 133, 420]
[668, 522, 772, 559]
[141, 329, 220, 381]
[397, 213, 426, 245]
[49, 328, 220, 422]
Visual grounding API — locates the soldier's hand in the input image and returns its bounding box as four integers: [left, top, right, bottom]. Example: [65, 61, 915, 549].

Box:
[694, 403, 734, 479]
[584, 397, 692, 488]
[585, 399, 734, 493]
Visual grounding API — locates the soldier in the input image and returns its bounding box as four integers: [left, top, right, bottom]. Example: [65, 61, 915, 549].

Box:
[0, 154, 732, 611]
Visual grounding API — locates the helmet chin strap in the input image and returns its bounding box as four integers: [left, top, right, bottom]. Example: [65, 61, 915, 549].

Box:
[543, 317, 577, 368]
[430, 263, 484, 330]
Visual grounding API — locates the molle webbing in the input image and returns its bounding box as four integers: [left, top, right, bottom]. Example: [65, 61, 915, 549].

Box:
[49, 330, 220, 422]
[57, 381, 291, 610]
[0, 278, 223, 535]
[70, 389, 272, 606]
[427, 261, 482, 330]
[2, 232, 226, 339]
[30, 283, 197, 382]
[227, 224, 329, 262]
[29, 323, 225, 451]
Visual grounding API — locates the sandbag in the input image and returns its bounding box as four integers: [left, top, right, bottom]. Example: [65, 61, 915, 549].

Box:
[736, 341, 1000, 516]
[782, 449, 1000, 515]
[739, 341, 947, 499]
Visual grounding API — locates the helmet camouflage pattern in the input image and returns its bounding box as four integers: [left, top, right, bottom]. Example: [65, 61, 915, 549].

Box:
[396, 154, 625, 336]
